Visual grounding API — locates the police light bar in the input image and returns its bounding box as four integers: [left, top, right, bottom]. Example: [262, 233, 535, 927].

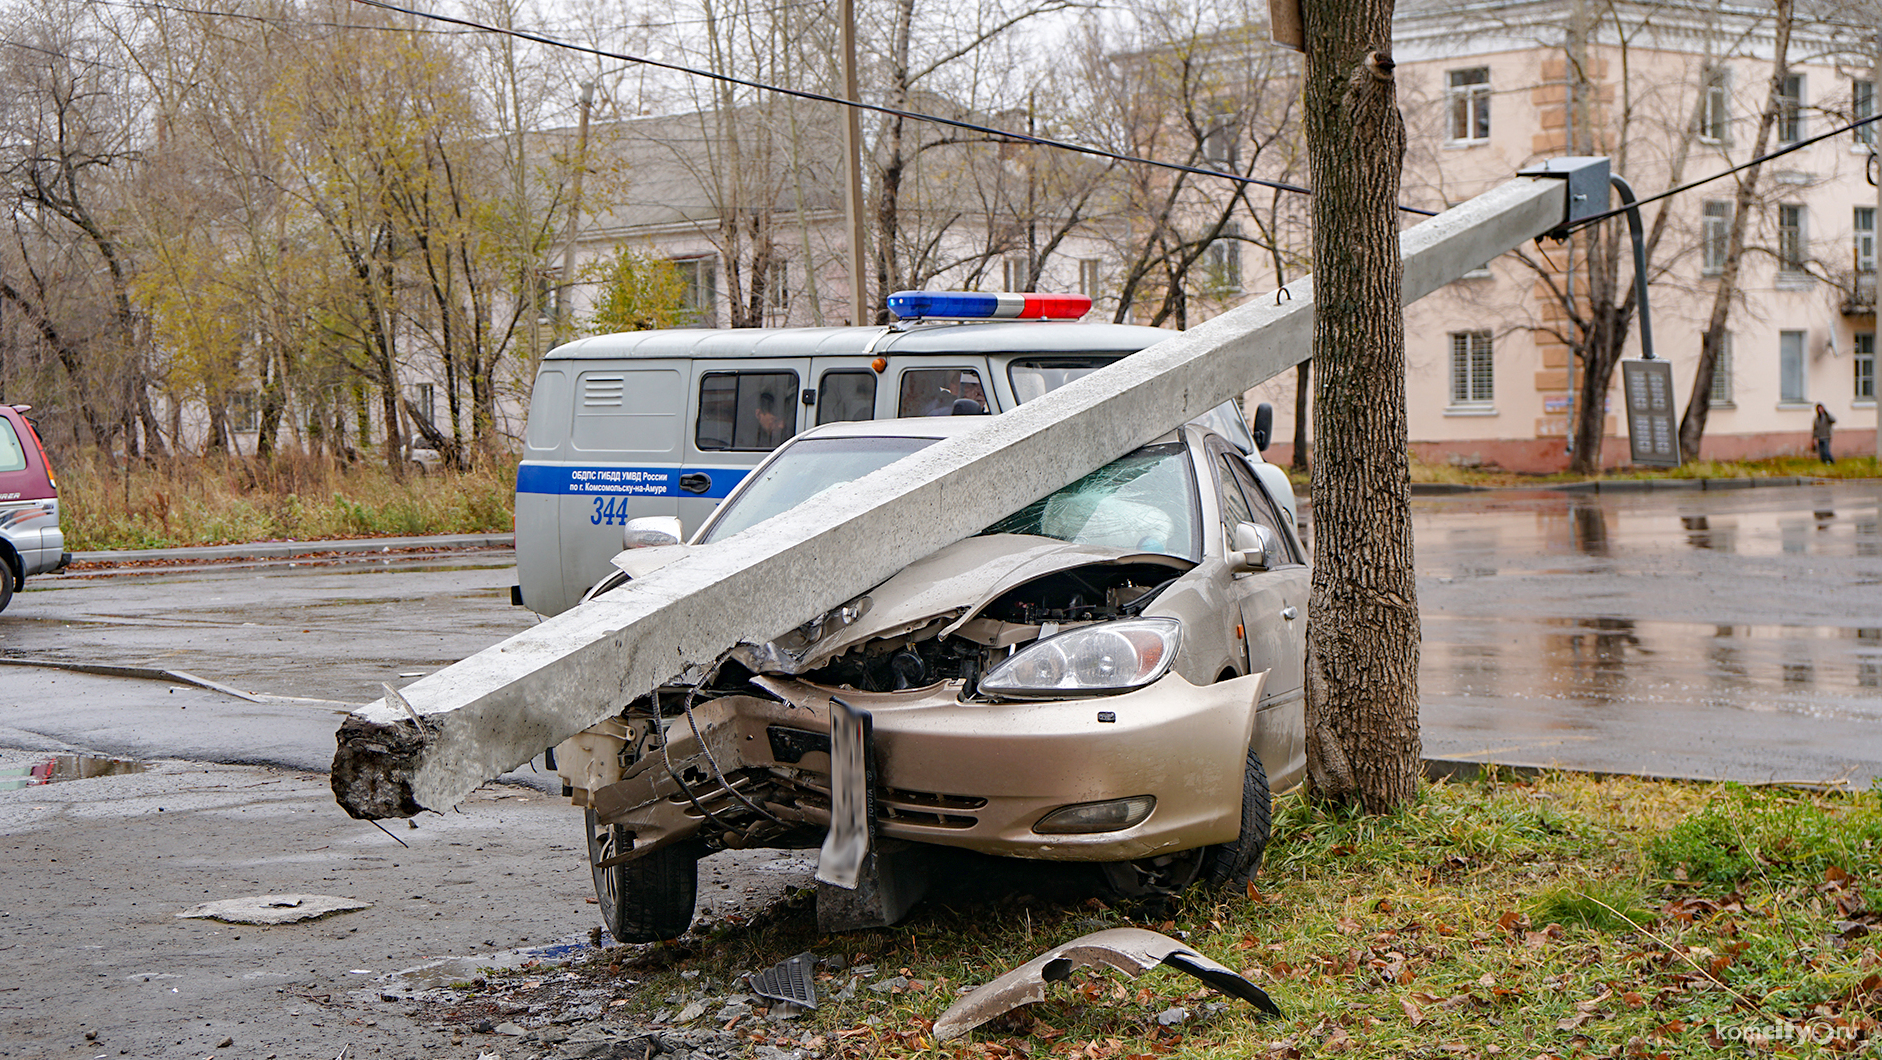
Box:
[886, 290, 1092, 321]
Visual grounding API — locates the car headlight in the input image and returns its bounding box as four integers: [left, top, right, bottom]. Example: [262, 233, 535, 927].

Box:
[979, 618, 1181, 698]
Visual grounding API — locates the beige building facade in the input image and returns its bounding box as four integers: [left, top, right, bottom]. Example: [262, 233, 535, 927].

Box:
[1250, 0, 1878, 471]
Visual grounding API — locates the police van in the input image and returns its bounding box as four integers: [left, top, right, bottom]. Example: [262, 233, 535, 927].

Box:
[512, 291, 1272, 616]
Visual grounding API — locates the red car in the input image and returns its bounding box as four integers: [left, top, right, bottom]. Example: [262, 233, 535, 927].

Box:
[0, 405, 68, 612]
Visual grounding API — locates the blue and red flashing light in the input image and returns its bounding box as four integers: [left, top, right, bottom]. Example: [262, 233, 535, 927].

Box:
[886, 290, 1092, 321]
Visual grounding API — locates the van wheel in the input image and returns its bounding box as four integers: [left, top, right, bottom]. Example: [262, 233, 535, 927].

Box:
[0, 560, 15, 614]
[1201, 748, 1271, 889]
[585, 808, 703, 943]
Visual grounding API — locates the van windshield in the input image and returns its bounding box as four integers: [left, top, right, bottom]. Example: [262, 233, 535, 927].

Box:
[700, 435, 939, 543]
[0, 420, 26, 473]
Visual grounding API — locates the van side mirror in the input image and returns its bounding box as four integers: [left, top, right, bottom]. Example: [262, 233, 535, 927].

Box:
[1228, 521, 1280, 573]
[1251, 402, 1273, 452]
[624, 515, 683, 549]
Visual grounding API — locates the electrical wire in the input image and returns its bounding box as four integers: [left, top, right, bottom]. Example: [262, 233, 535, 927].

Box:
[344, 0, 1443, 215]
[1567, 111, 1882, 232]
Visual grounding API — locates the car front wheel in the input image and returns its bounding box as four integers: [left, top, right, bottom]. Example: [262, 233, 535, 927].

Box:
[585, 808, 704, 943]
[1201, 747, 1271, 889]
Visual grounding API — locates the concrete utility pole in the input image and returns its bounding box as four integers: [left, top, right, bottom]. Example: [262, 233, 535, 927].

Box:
[331, 169, 1595, 820]
[558, 81, 595, 340]
[839, 0, 869, 325]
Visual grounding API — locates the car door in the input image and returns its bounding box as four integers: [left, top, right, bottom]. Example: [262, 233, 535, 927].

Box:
[1209, 441, 1308, 789]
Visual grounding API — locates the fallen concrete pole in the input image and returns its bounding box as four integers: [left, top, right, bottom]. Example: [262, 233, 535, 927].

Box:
[332, 171, 1576, 819]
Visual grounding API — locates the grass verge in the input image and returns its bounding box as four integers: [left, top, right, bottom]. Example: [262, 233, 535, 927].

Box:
[516, 773, 1880, 1059]
[58, 452, 516, 550]
[1380, 454, 1881, 491]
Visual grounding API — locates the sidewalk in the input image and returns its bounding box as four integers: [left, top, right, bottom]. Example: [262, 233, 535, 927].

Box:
[69, 531, 514, 565]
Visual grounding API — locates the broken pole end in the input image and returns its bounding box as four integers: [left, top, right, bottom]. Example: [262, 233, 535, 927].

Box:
[331, 715, 432, 819]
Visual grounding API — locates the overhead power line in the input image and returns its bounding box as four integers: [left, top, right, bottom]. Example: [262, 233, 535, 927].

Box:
[346, 0, 1422, 215]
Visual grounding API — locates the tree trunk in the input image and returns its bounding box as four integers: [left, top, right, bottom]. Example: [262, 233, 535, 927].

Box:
[1679, 0, 1791, 461]
[1301, 1, 1420, 812]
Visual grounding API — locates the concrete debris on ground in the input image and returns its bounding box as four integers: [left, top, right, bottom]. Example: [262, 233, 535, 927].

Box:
[175, 894, 371, 924]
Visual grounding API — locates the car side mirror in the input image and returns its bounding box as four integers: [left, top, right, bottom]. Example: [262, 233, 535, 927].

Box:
[1228, 521, 1280, 573]
[624, 515, 683, 549]
[1251, 402, 1273, 452]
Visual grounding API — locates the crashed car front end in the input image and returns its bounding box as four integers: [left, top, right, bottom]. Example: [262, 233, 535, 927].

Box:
[555, 536, 1262, 868]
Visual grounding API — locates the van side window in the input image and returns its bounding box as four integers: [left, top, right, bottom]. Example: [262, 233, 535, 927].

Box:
[817, 370, 877, 425]
[898, 368, 986, 416]
[697, 371, 799, 451]
[0, 420, 25, 473]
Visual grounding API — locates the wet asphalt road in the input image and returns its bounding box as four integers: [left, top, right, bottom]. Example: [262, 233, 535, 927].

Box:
[0, 481, 1878, 785]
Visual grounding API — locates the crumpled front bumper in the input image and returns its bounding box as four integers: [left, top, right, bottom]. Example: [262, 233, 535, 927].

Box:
[569, 669, 1264, 865]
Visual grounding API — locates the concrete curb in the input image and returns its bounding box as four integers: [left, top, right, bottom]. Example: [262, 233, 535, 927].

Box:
[1403, 475, 1842, 496]
[69, 532, 514, 565]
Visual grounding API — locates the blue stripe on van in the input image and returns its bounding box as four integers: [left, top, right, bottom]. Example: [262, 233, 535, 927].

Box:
[515, 463, 749, 500]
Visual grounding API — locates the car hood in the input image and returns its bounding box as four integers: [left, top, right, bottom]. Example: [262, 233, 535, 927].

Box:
[732, 534, 1194, 675]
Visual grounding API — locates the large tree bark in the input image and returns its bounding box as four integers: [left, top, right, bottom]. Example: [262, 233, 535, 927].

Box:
[1301, 0, 1420, 812]
[1678, 0, 1791, 461]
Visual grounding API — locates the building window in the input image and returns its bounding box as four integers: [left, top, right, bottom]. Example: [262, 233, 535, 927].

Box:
[1857, 207, 1876, 274]
[1778, 73, 1805, 143]
[671, 257, 718, 326]
[408, 382, 436, 426]
[1449, 330, 1494, 406]
[1778, 203, 1807, 273]
[1709, 333, 1734, 407]
[1700, 68, 1730, 144]
[1779, 329, 1807, 404]
[763, 260, 789, 321]
[1078, 258, 1101, 298]
[1701, 200, 1731, 273]
[229, 390, 260, 432]
[1857, 331, 1875, 401]
[1202, 118, 1239, 170]
[1447, 67, 1491, 142]
[1003, 256, 1031, 292]
[1857, 79, 1875, 145]
[1204, 225, 1243, 293]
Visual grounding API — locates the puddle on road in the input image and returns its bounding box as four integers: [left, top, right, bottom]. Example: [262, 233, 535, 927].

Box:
[0, 754, 148, 791]
[1424, 614, 1882, 722]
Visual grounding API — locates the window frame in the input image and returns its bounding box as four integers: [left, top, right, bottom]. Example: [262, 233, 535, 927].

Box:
[1700, 69, 1731, 144]
[1203, 223, 1243, 293]
[1857, 206, 1876, 275]
[1448, 329, 1495, 408]
[670, 256, 718, 326]
[1778, 73, 1806, 143]
[1777, 203, 1807, 274]
[1779, 329, 1808, 405]
[1701, 200, 1731, 274]
[1856, 78, 1875, 146]
[1856, 331, 1876, 402]
[1447, 67, 1492, 143]
[1709, 333, 1734, 408]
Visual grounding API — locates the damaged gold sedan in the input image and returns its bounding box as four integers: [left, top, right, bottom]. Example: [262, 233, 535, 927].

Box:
[553, 417, 1308, 942]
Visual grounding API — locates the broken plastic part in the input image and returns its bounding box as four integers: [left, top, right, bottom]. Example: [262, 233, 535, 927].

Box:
[749, 952, 819, 1009]
[931, 927, 1280, 1042]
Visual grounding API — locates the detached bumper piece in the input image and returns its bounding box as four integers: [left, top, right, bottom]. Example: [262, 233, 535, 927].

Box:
[932, 927, 1281, 1042]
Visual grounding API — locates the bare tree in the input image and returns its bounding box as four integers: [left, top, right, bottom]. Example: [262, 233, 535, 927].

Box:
[1678, 0, 1793, 461]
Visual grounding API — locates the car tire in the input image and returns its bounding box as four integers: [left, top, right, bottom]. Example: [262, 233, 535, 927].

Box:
[0, 559, 15, 614]
[584, 808, 703, 943]
[1201, 747, 1271, 889]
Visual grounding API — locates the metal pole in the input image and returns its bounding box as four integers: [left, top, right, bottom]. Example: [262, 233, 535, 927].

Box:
[839, 0, 869, 325]
[559, 82, 595, 340]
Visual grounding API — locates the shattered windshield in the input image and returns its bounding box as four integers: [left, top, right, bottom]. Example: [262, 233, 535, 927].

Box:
[981, 442, 1199, 560]
[701, 435, 939, 543]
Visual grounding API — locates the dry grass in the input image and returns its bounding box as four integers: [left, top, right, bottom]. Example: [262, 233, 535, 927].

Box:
[569, 773, 1881, 1059]
[58, 451, 516, 551]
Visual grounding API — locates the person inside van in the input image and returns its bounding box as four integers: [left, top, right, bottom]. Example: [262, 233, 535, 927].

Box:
[753, 390, 789, 448]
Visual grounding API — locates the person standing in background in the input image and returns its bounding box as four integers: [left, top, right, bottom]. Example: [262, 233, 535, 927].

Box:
[1812, 403, 1836, 463]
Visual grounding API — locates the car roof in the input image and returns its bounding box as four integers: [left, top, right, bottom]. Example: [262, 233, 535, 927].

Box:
[784, 415, 1186, 447]
[544, 320, 1175, 361]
